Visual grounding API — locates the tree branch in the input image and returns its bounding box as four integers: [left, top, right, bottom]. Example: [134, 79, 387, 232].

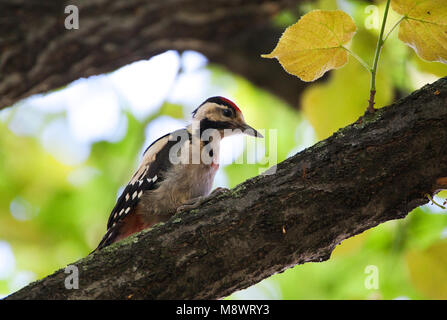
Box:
[0, 0, 308, 110]
[6, 77, 447, 300]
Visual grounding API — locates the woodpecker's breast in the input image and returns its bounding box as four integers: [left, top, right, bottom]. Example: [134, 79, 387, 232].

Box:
[139, 163, 217, 218]
[138, 138, 220, 221]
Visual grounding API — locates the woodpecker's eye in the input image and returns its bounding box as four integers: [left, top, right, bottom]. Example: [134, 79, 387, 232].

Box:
[222, 108, 233, 118]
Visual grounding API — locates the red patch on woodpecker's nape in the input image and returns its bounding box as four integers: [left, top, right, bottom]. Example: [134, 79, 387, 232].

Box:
[219, 97, 241, 113]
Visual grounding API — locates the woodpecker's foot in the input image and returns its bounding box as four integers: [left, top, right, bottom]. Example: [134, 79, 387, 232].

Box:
[209, 187, 230, 196]
[176, 196, 205, 213]
[176, 187, 230, 213]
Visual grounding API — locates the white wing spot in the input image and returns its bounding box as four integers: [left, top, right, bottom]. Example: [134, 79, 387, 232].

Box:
[119, 209, 124, 216]
[125, 207, 131, 214]
[138, 190, 143, 198]
[132, 191, 138, 199]
[125, 193, 130, 201]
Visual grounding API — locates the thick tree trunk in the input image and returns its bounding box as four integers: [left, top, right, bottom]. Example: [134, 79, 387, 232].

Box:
[0, 0, 310, 110]
[6, 77, 447, 300]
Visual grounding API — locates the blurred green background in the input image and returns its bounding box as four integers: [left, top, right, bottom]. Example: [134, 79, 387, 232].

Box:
[1, 0, 447, 299]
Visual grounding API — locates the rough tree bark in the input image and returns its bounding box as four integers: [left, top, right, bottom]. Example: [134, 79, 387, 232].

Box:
[6, 77, 447, 300]
[0, 0, 313, 110]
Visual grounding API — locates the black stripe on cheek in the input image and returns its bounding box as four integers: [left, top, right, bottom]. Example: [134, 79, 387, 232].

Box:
[200, 118, 235, 134]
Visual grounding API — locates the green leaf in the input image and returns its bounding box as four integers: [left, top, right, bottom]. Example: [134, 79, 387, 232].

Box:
[159, 102, 184, 119]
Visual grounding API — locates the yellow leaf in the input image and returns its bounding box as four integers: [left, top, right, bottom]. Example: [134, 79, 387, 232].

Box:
[332, 231, 369, 257]
[406, 241, 447, 299]
[412, 52, 447, 77]
[301, 41, 393, 140]
[391, 0, 447, 63]
[262, 10, 357, 82]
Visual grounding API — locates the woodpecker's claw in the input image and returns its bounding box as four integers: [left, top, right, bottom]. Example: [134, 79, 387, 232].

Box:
[209, 187, 230, 196]
[176, 187, 230, 213]
[176, 201, 202, 213]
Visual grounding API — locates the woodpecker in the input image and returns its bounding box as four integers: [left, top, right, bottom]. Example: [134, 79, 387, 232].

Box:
[95, 96, 263, 250]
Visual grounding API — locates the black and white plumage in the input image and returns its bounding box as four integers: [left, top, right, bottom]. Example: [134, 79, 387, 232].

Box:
[95, 96, 262, 251]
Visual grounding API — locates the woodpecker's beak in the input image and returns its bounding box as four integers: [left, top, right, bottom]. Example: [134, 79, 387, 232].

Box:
[239, 123, 264, 138]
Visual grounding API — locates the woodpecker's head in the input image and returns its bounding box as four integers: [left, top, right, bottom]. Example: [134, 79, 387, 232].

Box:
[191, 96, 263, 138]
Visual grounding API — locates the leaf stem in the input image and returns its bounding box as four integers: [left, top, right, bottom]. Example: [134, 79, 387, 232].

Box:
[383, 16, 405, 44]
[425, 194, 446, 210]
[342, 46, 371, 72]
[368, 0, 391, 113]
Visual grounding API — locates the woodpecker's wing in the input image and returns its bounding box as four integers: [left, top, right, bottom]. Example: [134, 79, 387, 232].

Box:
[95, 129, 189, 251]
